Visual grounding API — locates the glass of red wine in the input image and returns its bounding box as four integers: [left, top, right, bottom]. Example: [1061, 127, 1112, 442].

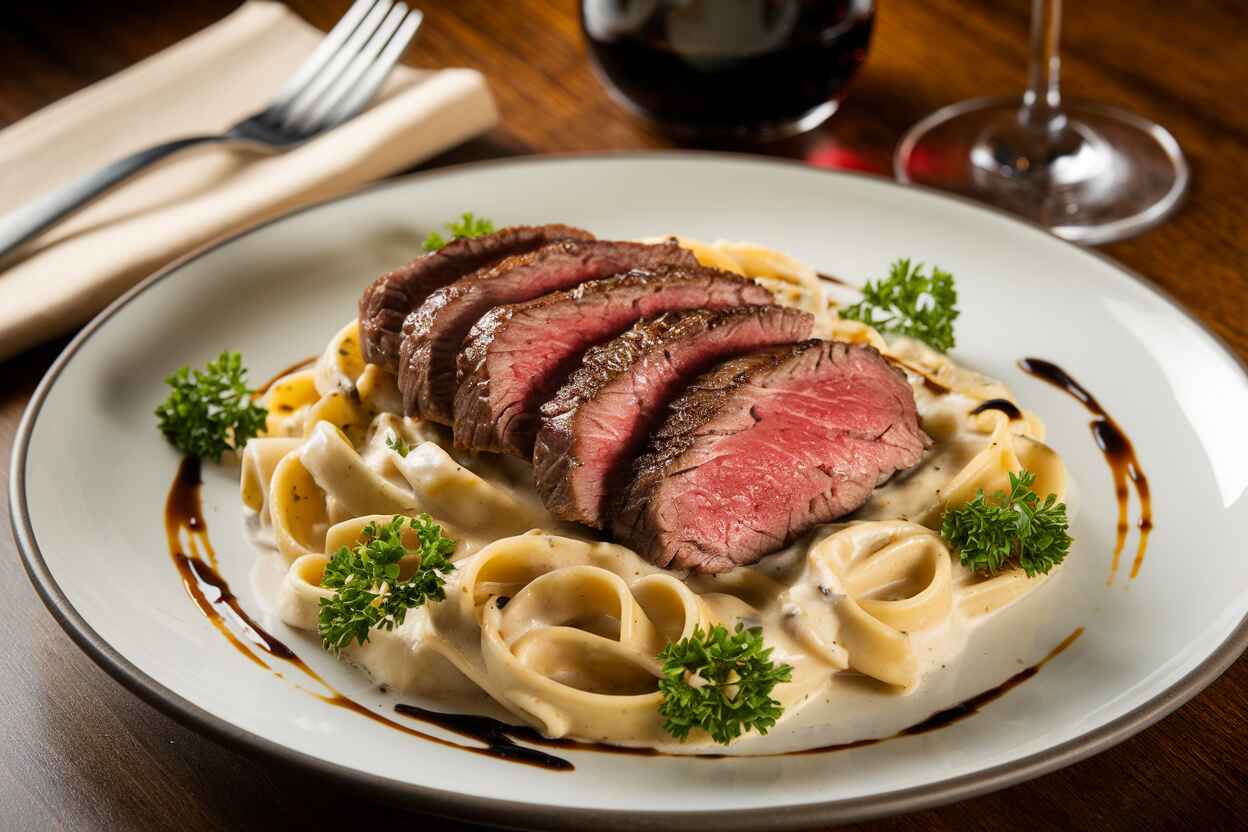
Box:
[894, 0, 1188, 244]
[581, 0, 876, 140]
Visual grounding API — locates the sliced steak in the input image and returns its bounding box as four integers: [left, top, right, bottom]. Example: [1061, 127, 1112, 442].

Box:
[614, 340, 931, 573]
[358, 224, 592, 371]
[454, 267, 773, 458]
[400, 239, 698, 424]
[534, 307, 813, 528]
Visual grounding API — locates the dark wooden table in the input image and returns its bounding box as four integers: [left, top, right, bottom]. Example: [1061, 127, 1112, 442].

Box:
[3, 1, 1246, 829]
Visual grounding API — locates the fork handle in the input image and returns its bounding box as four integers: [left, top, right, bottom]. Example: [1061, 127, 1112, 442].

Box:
[0, 135, 224, 260]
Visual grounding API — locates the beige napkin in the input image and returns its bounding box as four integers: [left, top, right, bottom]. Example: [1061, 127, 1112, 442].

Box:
[0, 1, 498, 361]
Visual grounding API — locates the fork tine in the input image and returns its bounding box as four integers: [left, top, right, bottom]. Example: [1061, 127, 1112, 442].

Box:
[269, 0, 379, 112]
[282, 0, 395, 128]
[300, 4, 415, 130]
[314, 8, 423, 129]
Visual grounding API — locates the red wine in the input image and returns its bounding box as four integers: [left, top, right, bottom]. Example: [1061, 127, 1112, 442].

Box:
[581, 0, 875, 137]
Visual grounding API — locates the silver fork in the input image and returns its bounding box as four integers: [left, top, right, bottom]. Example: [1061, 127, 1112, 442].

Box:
[0, 0, 423, 259]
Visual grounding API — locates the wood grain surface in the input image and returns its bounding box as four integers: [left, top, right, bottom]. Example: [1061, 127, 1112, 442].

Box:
[2, 1, 1245, 829]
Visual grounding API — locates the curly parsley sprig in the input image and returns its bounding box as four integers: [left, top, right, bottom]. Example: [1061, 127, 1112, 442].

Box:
[154, 350, 267, 461]
[941, 469, 1072, 577]
[839, 258, 959, 352]
[318, 515, 456, 655]
[422, 211, 496, 252]
[657, 623, 793, 745]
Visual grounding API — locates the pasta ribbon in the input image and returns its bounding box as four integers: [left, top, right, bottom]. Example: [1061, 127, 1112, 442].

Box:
[436, 534, 709, 739]
[261, 369, 319, 437]
[783, 522, 953, 689]
[955, 567, 1051, 620]
[357, 363, 403, 413]
[268, 449, 330, 563]
[314, 320, 367, 398]
[392, 440, 533, 538]
[300, 421, 417, 517]
[826, 317, 889, 352]
[240, 436, 302, 514]
[303, 390, 370, 443]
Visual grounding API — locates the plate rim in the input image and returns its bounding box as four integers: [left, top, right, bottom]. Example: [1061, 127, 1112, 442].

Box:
[10, 150, 1248, 830]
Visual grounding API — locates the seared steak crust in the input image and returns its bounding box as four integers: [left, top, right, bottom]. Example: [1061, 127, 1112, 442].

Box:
[399, 239, 697, 423]
[453, 266, 773, 458]
[534, 306, 813, 528]
[614, 340, 931, 573]
[358, 224, 592, 370]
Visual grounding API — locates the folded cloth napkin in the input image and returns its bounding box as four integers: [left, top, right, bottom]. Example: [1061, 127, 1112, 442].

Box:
[0, 1, 498, 361]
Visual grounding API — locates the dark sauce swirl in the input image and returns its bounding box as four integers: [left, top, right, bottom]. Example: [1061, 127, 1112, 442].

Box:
[166, 457, 296, 668]
[900, 627, 1083, 735]
[394, 705, 575, 769]
[1019, 358, 1152, 582]
[970, 398, 1023, 420]
[790, 627, 1085, 754]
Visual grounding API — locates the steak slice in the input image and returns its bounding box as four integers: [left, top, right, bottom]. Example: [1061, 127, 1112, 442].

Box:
[400, 239, 698, 423]
[454, 267, 773, 458]
[534, 307, 813, 528]
[358, 224, 592, 371]
[614, 340, 931, 573]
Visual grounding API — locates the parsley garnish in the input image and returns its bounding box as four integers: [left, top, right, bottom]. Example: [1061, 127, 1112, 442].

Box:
[154, 350, 267, 461]
[318, 515, 456, 655]
[941, 469, 1072, 577]
[422, 211, 496, 252]
[657, 623, 793, 745]
[385, 431, 411, 457]
[840, 258, 959, 352]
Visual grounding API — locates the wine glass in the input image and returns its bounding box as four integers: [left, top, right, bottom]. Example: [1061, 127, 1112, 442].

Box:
[894, 0, 1188, 244]
[581, 0, 877, 140]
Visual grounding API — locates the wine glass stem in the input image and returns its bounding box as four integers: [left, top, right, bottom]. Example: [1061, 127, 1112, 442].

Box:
[1021, 0, 1064, 130]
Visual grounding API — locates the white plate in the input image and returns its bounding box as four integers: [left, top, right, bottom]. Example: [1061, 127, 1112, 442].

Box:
[12, 154, 1248, 830]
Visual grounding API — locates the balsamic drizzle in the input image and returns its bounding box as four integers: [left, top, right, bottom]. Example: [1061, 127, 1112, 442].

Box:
[166, 457, 294, 667]
[394, 705, 575, 770]
[900, 626, 1084, 735]
[314, 696, 572, 771]
[970, 397, 1023, 421]
[1018, 358, 1152, 583]
[790, 627, 1085, 754]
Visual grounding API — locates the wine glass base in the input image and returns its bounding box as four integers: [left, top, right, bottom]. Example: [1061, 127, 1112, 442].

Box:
[894, 96, 1189, 244]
